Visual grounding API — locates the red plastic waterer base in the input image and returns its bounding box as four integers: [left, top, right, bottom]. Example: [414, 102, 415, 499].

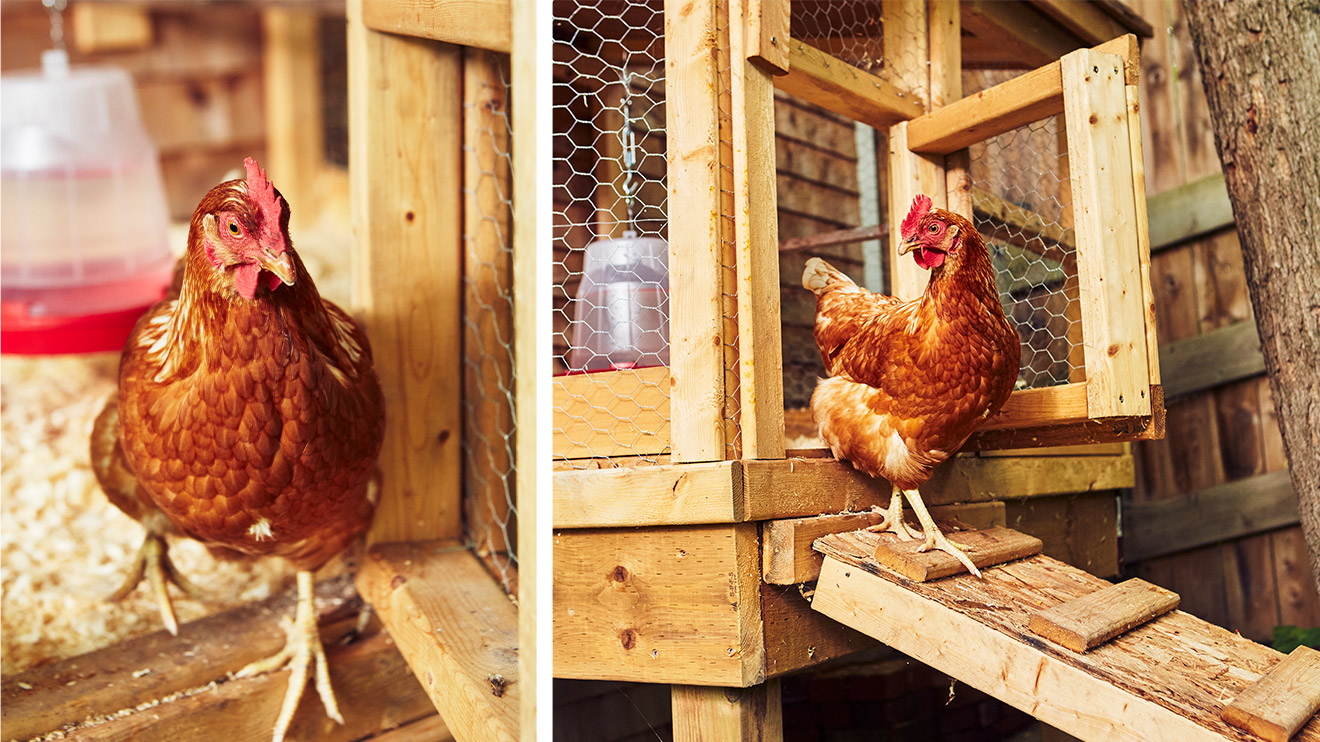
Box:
[1, 300, 154, 355]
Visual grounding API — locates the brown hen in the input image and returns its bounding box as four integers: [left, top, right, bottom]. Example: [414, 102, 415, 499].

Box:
[804, 194, 1020, 576]
[91, 158, 384, 741]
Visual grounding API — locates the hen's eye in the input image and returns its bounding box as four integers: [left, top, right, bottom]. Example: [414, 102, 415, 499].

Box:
[228, 222, 241, 236]
[928, 223, 939, 233]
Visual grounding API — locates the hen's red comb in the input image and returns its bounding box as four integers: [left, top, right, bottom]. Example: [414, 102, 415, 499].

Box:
[900, 194, 932, 239]
[243, 157, 286, 250]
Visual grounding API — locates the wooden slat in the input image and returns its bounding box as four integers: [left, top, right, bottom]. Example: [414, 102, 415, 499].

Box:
[762, 503, 1006, 585]
[553, 460, 739, 528]
[1028, 578, 1180, 652]
[1063, 47, 1151, 420]
[362, 0, 511, 54]
[1124, 469, 1300, 562]
[672, 681, 783, 741]
[665, 0, 727, 463]
[357, 543, 520, 742]
[1222, 646, 1320, 742]
[779, 224, 885, 253]
[1160, 320, 1265, 398]
[966, 386, 1165, 450]
[1128, 82, 1162, 388]
[1028, 0, 1132, 46]
[744, 0, 789, 74]
[463, 49, 515, 560]
[758, 580, 874, 678]
[552, 367, 670, 459]
[980, 383, 1089, 431]
[731, 0, 786, 460]
[887, 122, 945, 300]
[772, 39, 925, 130]
[873, 526, 1043, 582]
[349, 15, 463, 543]
[71, 3, 153, 53]
[812, 529, 1320, 742]
[552, 524, 764, 687]
[1148, 174, 1236, 251]
[263, 6, 323, 232]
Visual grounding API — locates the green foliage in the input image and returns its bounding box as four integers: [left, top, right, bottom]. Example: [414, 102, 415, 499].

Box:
[1271, 625, 1320, 654]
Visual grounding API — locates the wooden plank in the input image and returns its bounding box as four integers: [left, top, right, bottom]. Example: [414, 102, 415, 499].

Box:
[966, 396, 1165, 450]
[872, 526, 1043, 582]
[362, 0, 511, 54]
[263, 6, 324, 231]
[779, 224, 885, 253]
[887, 122, 945, 300]
[772, 39, 925, 130]
[960, 0, 1083, 69]
[1222, 646, 1320, 742]
[553, 525, 765, 687]
[812, 529, 1320, 742]
[1063, 47, 1152, 419]
[553, 461, 739, 528]
[349, 15, 464, 543]
[1128, 81, 1163, 388]
[665, 0, 728, 463]
[1124, 469, 1300, 562]
[1028, 578, 1180, 652]
[552, 367, 670, 459]
[731, 0, 786, 460]
[1148, 174, 1236, 251]
[71, 3, 153, 54]
[759, 582, 875, 678]
[1028, 0, 1132, 46]
[357, 543, 520, 742]
[980, 383, 1089, 431]
[762, 503, 1006, 585]
[1160, 320, 1265, 399]
[462, 49, 516, 559]
[745, 0, 789, 74]
[672, 682, 782, 741]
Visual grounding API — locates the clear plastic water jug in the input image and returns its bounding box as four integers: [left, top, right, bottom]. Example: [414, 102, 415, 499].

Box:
[1, 51, 174, 353]
[568, 232, 669, 372]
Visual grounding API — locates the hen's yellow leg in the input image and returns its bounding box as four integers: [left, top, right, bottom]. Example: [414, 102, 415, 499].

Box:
[865, 484, 923, 540]
[901, 488, 983, 578]
[236, 570, 343, 742]
[108, 532, 203, 636]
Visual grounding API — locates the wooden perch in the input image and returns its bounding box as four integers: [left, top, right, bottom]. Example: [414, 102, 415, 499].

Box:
[1222, 646, 1320, 742]
[871, 526, 1042, 582]
[1028, 578, 1179, 652]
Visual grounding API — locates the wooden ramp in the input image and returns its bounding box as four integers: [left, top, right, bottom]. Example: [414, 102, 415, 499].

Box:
[812, 529, 1320, 742]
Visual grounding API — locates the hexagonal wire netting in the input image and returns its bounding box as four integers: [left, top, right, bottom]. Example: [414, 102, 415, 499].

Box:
[462, 51, 517, 594]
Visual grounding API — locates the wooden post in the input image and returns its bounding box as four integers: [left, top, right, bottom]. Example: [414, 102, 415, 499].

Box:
[462, 49, 516, 561]
[673, 682, 783, 742]
[262, 6, 323, 233]
[665, 0, 727, 462]
[928, 0, 971, 218]
[731, 0, 785, 459]
[349, 0, 464, 543]
[1061, 48, 1151, 418]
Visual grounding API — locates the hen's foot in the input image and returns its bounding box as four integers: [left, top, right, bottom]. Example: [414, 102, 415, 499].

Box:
[236, 570, 343, 742]
[108, 533, 202, 636]
[865, 489, 923, 541]
[901, 487, 983, 578]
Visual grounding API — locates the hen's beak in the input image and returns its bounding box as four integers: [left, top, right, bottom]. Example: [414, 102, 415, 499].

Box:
[258, 247, 296, 286]
[898, 237, 919, 256]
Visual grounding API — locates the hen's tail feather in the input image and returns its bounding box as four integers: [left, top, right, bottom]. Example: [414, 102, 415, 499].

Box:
[803, 257, 859, 296]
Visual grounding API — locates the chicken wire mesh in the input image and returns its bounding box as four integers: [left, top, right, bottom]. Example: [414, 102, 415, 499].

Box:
[462, 51, 517, 594]
[966, 105, 1082, 390]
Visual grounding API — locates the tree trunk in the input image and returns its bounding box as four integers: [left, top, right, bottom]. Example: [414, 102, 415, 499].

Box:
[1181, 0, 1320, 592]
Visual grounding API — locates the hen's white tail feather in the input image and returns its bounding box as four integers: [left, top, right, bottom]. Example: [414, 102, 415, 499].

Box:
[803, 257, 858, 296]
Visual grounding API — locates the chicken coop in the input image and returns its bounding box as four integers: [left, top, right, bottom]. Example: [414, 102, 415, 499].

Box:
[2, 1, 535, 740]
[552, 0, 1318, 739]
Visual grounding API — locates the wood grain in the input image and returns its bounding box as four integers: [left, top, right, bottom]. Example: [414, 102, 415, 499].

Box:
[553, 460, 739, 528]
[362, 0, 511, 53]
[356, 543, 520, 742]
[672, 681, 782, 741]
[1159, 320, 1264, 399]
[1222, 646, 1320, 742]
[1028, 578, 1180, 652]
[772, 39, 924, 130]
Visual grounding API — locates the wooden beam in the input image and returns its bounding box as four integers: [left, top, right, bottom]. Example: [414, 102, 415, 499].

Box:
[263, 7, 323, 232]
[731, 0, 786, 460]
[349, 11, 464, 543]
[553, 525, 765, 687]
[762, 503, 1006, 585]
[778, 224, 886, 253]
[812, 529, 1320, 742]
[960, 0, 1084, 69]
[1028, 578, 1180, 652]
[71, 3, 153, 54]
[357, 543, 520, 742]
[1063, 47, 1151, 419]
[1123, 469, 1300, 562]
[665, 0, 728, 463]
[1147, 174, 1236, 251]
[773, 39, 925, 130]
[1223, 646, 1320, 742]
[552, 366, 670, 459]
[0, 576, 435, 742]
[887, 122, 945, 300]
[745, 0, 789, 74]
[672, 682, 783, 741]
[554, 460, 740, 528]
[362, 0, 511, 54]
[1128, 80, 1162, 388]
[1027, 0, 1133, 46]
[1160, 319, 1265, 399]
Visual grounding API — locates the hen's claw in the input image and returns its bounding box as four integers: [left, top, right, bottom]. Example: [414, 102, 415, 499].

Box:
[900, 486, 984, 578]
[236, 570, 343, 742]
[109, 532, 202, 636]
[865, 489, 923, 541]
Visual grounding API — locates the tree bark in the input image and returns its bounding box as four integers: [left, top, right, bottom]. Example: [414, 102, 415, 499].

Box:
[1181, 0, 1320, 592]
